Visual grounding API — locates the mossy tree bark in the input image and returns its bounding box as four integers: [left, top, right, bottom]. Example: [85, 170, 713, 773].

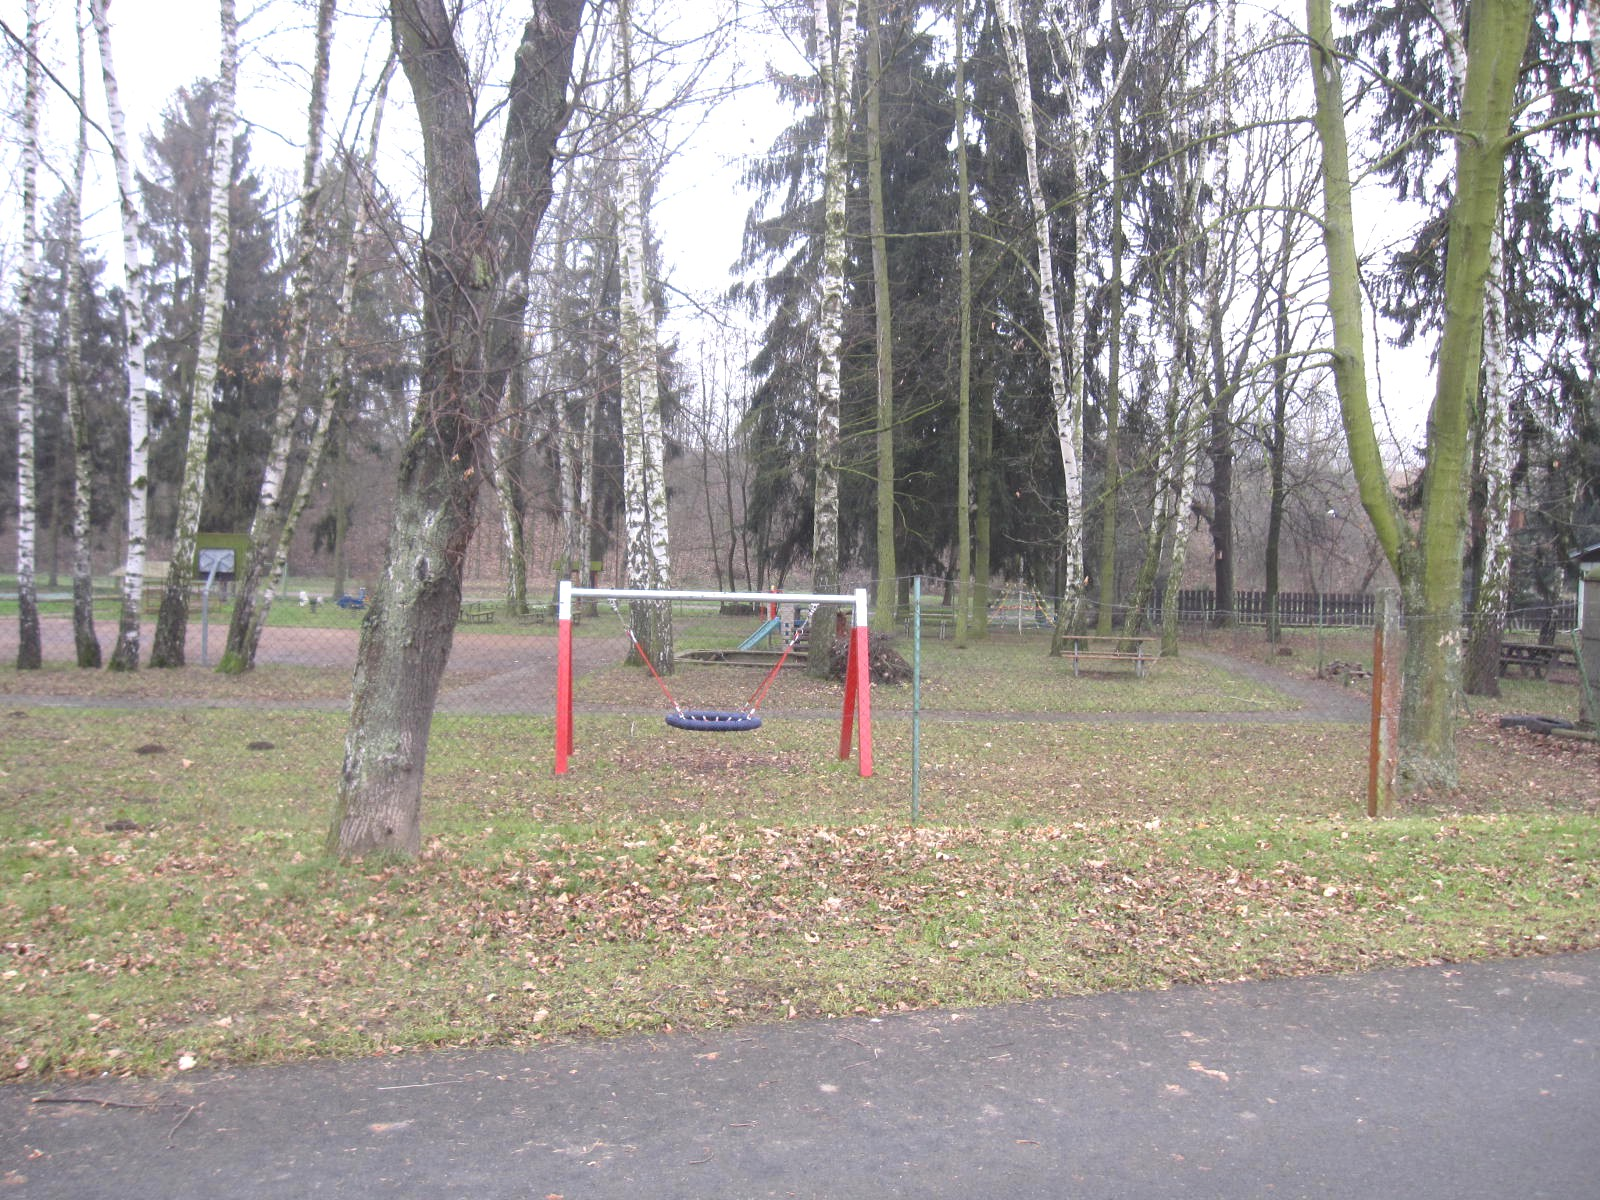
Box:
[329, 0, 583, 859]
[1307, 0, 1533, 792]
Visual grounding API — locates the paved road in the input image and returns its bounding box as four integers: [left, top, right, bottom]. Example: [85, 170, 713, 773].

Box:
[7, 950, 1597, 1199]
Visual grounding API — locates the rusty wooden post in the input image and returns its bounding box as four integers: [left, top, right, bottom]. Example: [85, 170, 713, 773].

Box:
[1368, 589, 1399, 817]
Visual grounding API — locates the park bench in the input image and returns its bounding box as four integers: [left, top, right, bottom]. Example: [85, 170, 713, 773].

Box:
[1063, 634, 1156, 679]
[458, 601, 497, 625]
[1498, 640, 1577, 679]
[511, 603, 557, 625]
[899, 609, 958, 639]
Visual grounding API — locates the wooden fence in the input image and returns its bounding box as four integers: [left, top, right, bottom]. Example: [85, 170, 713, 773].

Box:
[1156, 589, 1576, 631]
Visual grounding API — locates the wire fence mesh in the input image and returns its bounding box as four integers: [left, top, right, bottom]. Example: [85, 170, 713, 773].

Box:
[1, 584, 1589, 795]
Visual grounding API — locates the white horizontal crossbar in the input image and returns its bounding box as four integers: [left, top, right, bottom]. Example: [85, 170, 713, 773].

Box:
[559, 582, 869, 626]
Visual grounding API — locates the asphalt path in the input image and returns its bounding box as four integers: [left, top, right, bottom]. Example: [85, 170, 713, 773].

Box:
[7, 950, 1598, 1199]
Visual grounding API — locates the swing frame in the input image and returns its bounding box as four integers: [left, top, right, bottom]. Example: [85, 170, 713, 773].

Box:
[554, 582, 873, 778]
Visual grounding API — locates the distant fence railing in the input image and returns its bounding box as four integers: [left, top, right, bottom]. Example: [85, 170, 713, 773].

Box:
[1155, 589, 1577, 631]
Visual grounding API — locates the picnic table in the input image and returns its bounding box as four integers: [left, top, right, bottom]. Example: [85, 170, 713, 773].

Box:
[1064, 634, 1156, 678]
[1498, 640, 1576, 679]
[457, 601, 497, 625]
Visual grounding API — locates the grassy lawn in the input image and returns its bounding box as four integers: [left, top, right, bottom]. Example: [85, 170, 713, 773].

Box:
[2, 635, 1597, 1082]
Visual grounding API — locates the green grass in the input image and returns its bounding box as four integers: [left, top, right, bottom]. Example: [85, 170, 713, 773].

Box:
[1, 640, 1597, 1082]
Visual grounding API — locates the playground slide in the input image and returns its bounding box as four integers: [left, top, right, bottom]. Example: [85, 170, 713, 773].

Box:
[738, 615, 783, 651]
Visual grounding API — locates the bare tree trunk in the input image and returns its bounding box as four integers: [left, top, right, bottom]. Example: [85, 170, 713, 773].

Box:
[1307, 0, 1533, 791]
[1465, 226, 1513, 696]
[151, 0, 239, 668]
[1264, 228, 1295, 646]
[330, 0, 582, 860]
[953, 0, 973, 645]
[222, 0, 336, 673]
[13, 0, 42, 670]
[865, 0, 897, 632]
[495, 362, 532, 617]
[615, 0, 673, 667]
[92, 0, 154, 671]
[267, 55, 396, 626]
[64, 7, 102, 667]
[997, 0, 1085, 635]
[1095, 130, 1125, 635]
[810, 0, 859, 673]
[813, 0, 859, 599]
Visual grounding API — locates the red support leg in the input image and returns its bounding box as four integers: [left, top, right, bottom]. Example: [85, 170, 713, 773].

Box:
[853, 623, 872, 777]
[556, 616, 574, 774]
[839, 623, 873, 777]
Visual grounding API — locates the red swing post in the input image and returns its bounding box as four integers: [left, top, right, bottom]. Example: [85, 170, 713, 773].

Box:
[839, 588, 873, 777]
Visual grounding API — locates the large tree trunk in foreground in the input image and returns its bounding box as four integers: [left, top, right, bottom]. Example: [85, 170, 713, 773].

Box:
[329, 0, 583, 860]
[1307, 0, 1533, 792]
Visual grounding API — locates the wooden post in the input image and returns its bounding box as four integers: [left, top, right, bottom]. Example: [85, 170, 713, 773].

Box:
[1368, 588, 1399, 816]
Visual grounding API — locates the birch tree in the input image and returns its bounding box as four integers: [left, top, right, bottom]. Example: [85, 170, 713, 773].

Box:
[92, 0, 155, 671]
[996, 0, 1086, 634]
[65, 0, 102, 666]
[149, 0, 238, 668]
[220, 0, 337, 674]
[813, 0, 859, 603]
[13, 0, 42, 670]
[1307, 0, 1534, 791]
[260, 56, 397, 637]
[615, 0, 674, 667]
[329, 0, 584, 860]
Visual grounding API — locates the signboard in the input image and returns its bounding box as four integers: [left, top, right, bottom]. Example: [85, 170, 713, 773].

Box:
[198, 548, 236, 576]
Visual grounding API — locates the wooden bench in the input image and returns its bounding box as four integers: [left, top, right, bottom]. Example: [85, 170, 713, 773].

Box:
[1064, 634, 1156, 679]
[511, 603, 557, 625]
[1499, 641, 1577, 679]
[458, 601, 497, 625]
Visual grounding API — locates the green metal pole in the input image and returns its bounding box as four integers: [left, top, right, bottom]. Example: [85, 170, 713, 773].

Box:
[912, 574, 922, 825]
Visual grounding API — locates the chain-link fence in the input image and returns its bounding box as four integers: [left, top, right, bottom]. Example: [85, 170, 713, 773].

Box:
[1, 583, 1588, 795]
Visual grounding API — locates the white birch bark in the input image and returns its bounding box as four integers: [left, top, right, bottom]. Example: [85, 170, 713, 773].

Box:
[151, 0, 239, 667]
[997, 0, 1084, 628]
[1471, 235, 1514, 642]
[66, 2, 102, 667]
[615, 0, 673, 664]
[222, 0, 337, 671]
[494, 331, 531, 614]
[268, 56, 395, 624]
[813, 0, 860, 599]
[91, 0, 154, 671]
[13, 0, 42, 670]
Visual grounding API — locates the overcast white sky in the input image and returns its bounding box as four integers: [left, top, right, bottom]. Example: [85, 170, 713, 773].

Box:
[7, 0, 796, 336]
[8, 0, 1436, 441]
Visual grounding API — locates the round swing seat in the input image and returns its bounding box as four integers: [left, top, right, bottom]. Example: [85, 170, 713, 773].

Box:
[665, 709, 763, 733]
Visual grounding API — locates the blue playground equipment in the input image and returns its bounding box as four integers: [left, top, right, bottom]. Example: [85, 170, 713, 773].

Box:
[738, 615, 783, 650]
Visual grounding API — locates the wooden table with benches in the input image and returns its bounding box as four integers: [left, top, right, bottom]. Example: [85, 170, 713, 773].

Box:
[1064, 634, 1156, 678]
[1498, 640, 1577, 679]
